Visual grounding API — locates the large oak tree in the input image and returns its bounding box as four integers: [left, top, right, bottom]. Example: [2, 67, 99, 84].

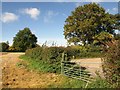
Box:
[64, 3, 118, 46]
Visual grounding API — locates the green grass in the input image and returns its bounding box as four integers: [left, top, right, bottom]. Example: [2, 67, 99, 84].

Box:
[19, 55, 115, 88]
[47, 76, 86, 88]
[47, 76, 113, 88]
[19, 55, 53, 73]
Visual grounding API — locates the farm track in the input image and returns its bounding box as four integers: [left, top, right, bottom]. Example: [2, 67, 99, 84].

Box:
[1, 53, 62, 88]
[0, 53, 104, 88]
[71, 58, 104, 78]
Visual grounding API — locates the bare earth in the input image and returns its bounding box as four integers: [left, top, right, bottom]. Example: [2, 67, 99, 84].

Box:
[1, 53, 104, 88]
[72, 58, 104, 78]
[1, 53, 62, 88]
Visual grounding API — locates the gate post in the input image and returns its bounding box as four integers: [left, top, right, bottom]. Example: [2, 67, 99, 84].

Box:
[61, 52, 65, 74]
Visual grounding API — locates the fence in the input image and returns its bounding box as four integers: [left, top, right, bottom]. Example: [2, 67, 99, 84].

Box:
[61, 52, 95, 85]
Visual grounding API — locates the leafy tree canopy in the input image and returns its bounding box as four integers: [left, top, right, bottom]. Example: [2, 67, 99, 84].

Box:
[93, 31, 113, 46]
[0, 42, 9, 52]
[64, 3, 118, 46]
[13, 27, 37, 51]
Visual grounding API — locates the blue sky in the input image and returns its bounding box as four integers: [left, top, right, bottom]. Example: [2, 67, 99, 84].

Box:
[1, 2, 118, 46]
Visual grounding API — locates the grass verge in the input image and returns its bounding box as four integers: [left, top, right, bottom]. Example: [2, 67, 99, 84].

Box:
[19, 55, 114, 88]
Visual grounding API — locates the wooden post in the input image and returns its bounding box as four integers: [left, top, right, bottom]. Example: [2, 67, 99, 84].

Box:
[61, 52, 65, 74]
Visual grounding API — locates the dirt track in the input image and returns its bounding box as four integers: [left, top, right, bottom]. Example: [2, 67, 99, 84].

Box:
[1, 53, 104, 88]
[72, 58, 104, 78]
[1, 53, 62, 88]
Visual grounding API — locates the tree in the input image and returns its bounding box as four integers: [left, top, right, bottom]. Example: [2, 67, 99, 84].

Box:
[0, 42, 9, 52]
[114, 14, 120, 30]
[93, 31, 113, 46]
[64, 3, 117, 46]
[6, 41, 9, 45]
[12, 27, 37, 51]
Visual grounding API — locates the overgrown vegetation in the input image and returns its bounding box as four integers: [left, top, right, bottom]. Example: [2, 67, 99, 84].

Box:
[19, 55, 115, 88]
[0, 42, 9, 52]
[2, 2, 120, 88]
[66, 77, 111, 88]
[22, 47, 65, 73]
[21, 45, 102, 73]
[102, 40, 120, 88]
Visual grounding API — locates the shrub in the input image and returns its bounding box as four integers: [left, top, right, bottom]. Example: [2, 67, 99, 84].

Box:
[8, 46, 16, 52]
[74, 45, 102, 58]
[87, 78, 112, 88]
[0, 42, 9, 52]
[25, 47, 43, 60]
[24, 45, 102, 73]
[65, 46, 81, 60]
[102, 40, 120, 87]
[25, 46, 65, 73]
[65, 45, 102, 59]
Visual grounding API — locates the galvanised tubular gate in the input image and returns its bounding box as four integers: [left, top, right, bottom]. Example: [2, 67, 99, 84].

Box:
[61, 52, 95, 88]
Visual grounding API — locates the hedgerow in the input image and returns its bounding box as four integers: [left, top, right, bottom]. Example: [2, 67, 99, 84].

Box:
[24, 45, 101, 73]
[25, 47, 65, 73]
[102, 40, 120, 88]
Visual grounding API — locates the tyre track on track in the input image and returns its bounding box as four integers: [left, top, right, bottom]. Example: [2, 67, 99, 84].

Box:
[1, 53, 61, 88]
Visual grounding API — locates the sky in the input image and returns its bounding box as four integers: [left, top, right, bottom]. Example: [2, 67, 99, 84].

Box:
[1, 2, 119, 46]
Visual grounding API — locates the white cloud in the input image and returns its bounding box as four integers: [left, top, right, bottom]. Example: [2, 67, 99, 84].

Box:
[75, 2, 83, 7]
[106, 9, 110, 13]
[1, 12, 18, 23]
[112, 7, 118, 12]
[62, 13, 67, 18]
[106, 7, 118, 14]
[44, 10, 58, 23]
[22, 8, 40, 20]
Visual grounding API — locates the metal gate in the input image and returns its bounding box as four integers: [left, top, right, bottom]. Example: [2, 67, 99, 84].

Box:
[61, 52, 95, 87]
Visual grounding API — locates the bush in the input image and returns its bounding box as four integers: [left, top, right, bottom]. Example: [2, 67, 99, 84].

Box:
[65, 46, 81, 60]
[66, 45, 102, 59]
[25, 46, 65, 73]
[8, 46, 16, 52]
[87, 78, 112, 88]
[25, 46, 84, 73]
[24, 45, 102, 73]
[0, 42, 9, 52]
[102, 40, 120, 87]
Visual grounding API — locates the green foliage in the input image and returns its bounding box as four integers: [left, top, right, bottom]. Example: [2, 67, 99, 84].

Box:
[114, 33, 120, 40]
[57, 77, 86, 88]
[65, 46, 81, 60]
[114, 14, 120, 30]
[0, 42, 9, 52]
[23, 45, 102, 73]
[48, 76, 113, 88]
[87, 78, 112, 88]
[66, 45, 102, 59]
[20, 55, 52, 72]
[8, 46, 17, 52]
[102, 40, 120, 88]
[25, 47, 65, 73]
[12, 27, 37, 52]
[93, 31, 113, 45]
[64, 3, 116, 45]
[19, 55, 116, 88]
